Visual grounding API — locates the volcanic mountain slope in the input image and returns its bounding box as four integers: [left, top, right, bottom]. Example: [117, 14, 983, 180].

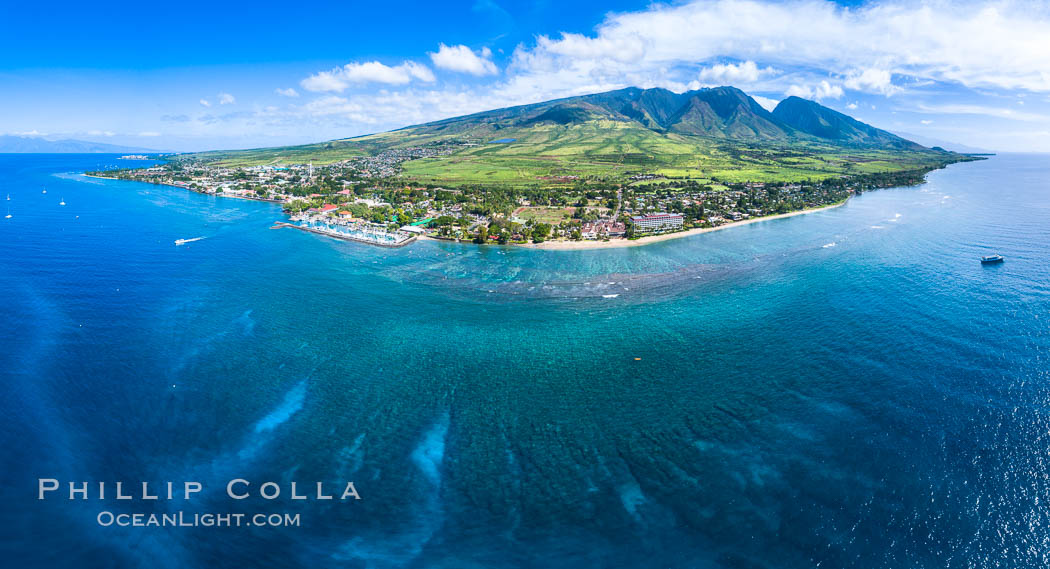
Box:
[364, 86, 903, 145]
[187, 86, 958, 184]
[771, 96, 922, 149]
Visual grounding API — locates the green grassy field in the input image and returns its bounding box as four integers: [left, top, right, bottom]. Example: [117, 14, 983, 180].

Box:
[513, 206, 577, 225]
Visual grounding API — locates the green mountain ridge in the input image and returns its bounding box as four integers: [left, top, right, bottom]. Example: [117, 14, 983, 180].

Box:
[771, 96, 921, 149]
[354, 86, 904, 145]
[186, 86, 965, 186]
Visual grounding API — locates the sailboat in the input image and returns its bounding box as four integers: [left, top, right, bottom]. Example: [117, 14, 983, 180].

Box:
[41, 188, 47, 194]
[59, 197, 66, 206]
[4, 205, 11, 219]
[5, 194, 9, 201]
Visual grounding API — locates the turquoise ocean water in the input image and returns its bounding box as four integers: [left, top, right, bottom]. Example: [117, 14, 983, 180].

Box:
[1, 153, 1049, 567]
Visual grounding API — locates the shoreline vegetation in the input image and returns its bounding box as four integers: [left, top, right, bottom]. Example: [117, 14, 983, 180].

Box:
[86, 156, 980, 251]
[516, 200, 848, 250]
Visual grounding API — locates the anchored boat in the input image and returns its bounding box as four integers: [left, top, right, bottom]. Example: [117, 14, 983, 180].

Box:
[980, 254, 1004, 264]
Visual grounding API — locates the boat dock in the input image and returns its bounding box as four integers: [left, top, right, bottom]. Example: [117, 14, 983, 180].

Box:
[271, 221, 417, 248]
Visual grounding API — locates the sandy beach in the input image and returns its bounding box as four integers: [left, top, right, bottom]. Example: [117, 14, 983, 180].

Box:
[519, 200, 848, 251]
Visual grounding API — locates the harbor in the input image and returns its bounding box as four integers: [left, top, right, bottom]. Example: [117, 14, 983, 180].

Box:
[272, 215, 416, 247]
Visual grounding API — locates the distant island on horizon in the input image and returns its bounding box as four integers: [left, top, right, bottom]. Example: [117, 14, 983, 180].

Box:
[0, 135, 161, 154]
[90, 85, 982, 250]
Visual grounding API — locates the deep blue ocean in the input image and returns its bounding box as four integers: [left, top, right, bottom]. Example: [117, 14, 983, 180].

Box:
[1, 153, 1049, 568]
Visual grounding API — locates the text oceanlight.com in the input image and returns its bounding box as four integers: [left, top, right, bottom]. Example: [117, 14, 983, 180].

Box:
[97, 511, 301, 527]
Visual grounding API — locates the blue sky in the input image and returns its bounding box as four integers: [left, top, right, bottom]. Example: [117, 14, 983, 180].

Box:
[3, 0, 1049, 152]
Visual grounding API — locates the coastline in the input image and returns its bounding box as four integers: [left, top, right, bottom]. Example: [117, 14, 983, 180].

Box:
[84, 169, 856, 251]
[82, 174, 286, 203]
[519, 200, 849, 250]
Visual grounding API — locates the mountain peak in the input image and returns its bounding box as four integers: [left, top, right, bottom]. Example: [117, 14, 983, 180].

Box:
[364, 86, 923, 150]
[772, 97, 921, 149]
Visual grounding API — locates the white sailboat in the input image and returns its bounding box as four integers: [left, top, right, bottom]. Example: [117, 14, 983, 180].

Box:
[41, 188, 47, 194]
[4, 205, 11, 219]
[59, 197, 66, 206]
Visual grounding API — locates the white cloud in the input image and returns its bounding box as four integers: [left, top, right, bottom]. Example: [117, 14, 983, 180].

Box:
[786, 80, 844, 100]
[218, 93, 236, 105]
[506, 0, 1050, 96]
[920, 119, 933, 125]
[846, 102, 858, 109]
[751, 95, 780, 111]
[301, 61, 435, 92]
[138, 131, 161, 137]
[199, 99, 211, 107]
[697, 61, 776, 85]
[275, 88, 299, 97]
[844, 68, 899, 95]
[914, 102, 1050, 121]
[537, 32, 647, 63]
[87, 130, 116, 137]
[429, 44, 498, 76]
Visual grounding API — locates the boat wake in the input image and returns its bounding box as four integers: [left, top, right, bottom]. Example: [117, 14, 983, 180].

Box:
[175, 236, 206, 246]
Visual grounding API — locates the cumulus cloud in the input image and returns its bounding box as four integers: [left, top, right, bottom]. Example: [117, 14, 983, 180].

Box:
[844, 68, 899, 95]
[786, 80, 844, 100]
[429, 44, 498, 76]
[697, 61, 776, 85]
[537, 32, 648, 63]
[301, 61, 435, 92]
[199, 99, 211, 107]
[846, 102, 858, 109]
[275, 88, 299, 97]
[218, 93, 236, 105]
[506, 0, 1050, 95]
